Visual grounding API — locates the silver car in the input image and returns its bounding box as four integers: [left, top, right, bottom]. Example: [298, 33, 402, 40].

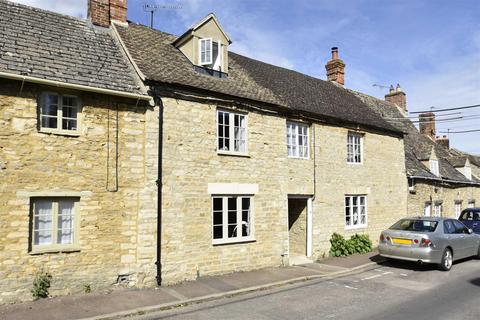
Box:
[378, 217, 480, 271]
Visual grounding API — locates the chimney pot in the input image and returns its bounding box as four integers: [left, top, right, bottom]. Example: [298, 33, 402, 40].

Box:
[385, 82, 407, 113]
[331, 47, 339, 60]
[325, 47, 345, 86]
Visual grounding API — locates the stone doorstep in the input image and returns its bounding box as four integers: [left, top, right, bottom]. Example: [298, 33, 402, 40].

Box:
[0, 255, 380, 320]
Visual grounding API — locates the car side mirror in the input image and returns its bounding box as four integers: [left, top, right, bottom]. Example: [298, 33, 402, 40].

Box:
[468, 229, 473, 234]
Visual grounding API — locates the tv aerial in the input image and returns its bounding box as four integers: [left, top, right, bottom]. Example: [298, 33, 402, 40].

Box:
[143, 3, 182, 29]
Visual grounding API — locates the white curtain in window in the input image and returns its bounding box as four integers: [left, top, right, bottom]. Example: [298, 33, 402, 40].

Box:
[234, 115, 246, 152]
[34, 201, 53, 245]
[58, 201, 74, 244]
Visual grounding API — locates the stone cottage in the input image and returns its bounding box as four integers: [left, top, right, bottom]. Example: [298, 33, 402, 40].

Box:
[355, 87, 480, 219]
[0, 0, 155, 303]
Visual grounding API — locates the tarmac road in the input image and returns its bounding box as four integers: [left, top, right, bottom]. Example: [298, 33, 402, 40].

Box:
[135, 258, 480, 320]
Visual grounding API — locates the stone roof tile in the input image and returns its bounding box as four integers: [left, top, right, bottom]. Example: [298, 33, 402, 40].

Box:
[0, 0, 143, 95]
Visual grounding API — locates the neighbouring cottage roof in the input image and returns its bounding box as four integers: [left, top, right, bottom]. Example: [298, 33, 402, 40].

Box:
[115, 22, 402, 135]
[0, 0, 144, 95]
[353, 91, 480, 184]
[449, 148, 480, 171]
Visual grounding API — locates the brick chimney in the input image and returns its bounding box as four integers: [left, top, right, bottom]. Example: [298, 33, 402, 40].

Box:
[385, 83, 407, 112]
[436, 135, 450, 149]
[325, 47, 345, 86]
[88, 0, 127, 27]
[419, 112, 436, 140]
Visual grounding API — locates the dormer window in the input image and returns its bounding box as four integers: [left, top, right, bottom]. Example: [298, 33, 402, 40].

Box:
[199, 38, 212, 65]
[464, 166, 472, 180]
[429, 159, 439, 176]
[199, 38, 223, 72]
[173, 13, 231, 76]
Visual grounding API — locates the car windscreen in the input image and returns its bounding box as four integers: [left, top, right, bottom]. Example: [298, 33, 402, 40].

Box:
[459, 211, 480, 221]
[389, 219, 438, 232]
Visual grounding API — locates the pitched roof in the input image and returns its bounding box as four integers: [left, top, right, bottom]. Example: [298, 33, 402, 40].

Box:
[115, 22, 401, 135]
[353, 91, 480, 184]
[0, 0, 144, 96]
[173, 13, 232, 45]
[450, 148, 480, 167]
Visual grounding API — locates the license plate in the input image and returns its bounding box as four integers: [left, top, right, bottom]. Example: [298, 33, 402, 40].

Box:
[392, 238, 412, 245]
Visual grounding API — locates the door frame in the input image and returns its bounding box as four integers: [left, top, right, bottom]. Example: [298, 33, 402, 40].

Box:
[287, 195, 313, 257]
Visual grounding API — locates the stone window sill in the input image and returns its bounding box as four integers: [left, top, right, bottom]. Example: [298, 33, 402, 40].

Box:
[217, 151, 250, 158]
[39, 128, 80, 137]
[29, 246, 81, 255]
[345, 225, 367, 231]
[212, 237, 256, 246]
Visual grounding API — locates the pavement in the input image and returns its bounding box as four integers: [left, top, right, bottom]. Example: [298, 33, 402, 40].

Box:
[0, 251, 382, 320]
[143, 255, 480, 320]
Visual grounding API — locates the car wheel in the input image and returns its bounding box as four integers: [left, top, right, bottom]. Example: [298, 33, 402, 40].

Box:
[439, 248, 453, 271]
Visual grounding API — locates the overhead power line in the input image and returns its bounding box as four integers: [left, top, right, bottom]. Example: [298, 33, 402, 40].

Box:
[439, 129, 480, 134]
[384, 111, 462, 120]
[410, 104, 480, 114]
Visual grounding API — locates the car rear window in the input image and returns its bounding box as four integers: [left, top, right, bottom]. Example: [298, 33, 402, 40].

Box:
[459, 211, 480, 221]
[390, 219, 438, 232]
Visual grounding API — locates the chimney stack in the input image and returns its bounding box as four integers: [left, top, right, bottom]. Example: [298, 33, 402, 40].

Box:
[385, 83, 407, 113]
[88, 0, 127, 28]
[419, 112, 436, 140]
[325, 47, 345, 86]
[436, 135, 450, 149]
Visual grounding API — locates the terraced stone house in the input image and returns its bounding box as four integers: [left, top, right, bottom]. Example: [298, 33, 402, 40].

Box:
[0, 0, 410, 302]
[111, 2, 408, 285]
[355, 88, 480, 219]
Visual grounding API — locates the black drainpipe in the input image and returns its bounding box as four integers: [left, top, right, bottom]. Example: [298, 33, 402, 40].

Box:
[155, 97, 164, 286]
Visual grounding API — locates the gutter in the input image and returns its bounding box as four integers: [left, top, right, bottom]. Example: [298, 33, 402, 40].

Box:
[0, 72, 151, 101]
[409, 175, 480, 186]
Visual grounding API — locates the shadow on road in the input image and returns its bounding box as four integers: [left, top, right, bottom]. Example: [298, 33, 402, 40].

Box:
[370, 254, 476, 272]
[469, 278, 480, 286]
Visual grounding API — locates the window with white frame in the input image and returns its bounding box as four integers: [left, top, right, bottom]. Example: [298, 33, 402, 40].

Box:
[424, 202, 431, 217]
[39, 92, 80, 134]
[286, 122, 309, 158]
[217, 110, 247, 154]
[347, 133, 363, 164]
[199, 38, 213, 65]
[454, 201, 462, 219]
[31, 198, 79, 251]
[345, 195, 367, 228]
[468, 200, 476, 208]
[429, 159, 439, 176]
[212, 196, 253, 244]
[433, 202, 442, 217]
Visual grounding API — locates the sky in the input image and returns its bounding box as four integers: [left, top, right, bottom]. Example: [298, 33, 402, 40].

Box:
[12, 0, 480, 154]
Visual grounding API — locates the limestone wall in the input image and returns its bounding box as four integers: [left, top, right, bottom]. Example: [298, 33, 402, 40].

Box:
[159, 96, 408, 283]
[0, 80, 157, 303]
[408, 181, 480, 218]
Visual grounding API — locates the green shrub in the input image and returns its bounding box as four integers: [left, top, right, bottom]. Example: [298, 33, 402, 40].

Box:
[350, 234, 373, 254]
[32, 271, 52, 300]
[329, 233, 372, 257]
